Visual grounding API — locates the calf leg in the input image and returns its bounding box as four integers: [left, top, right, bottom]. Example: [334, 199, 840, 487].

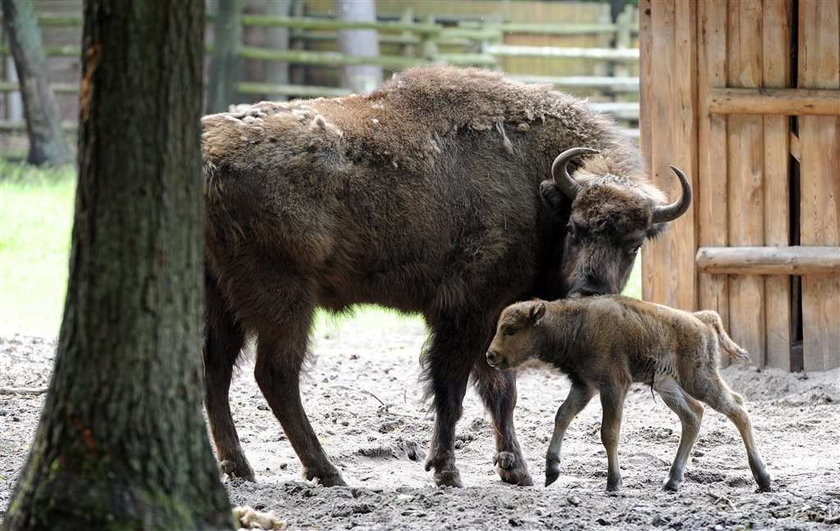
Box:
[600, 384, 628, 492]
[472, 361, 533, 486]
[545, 381, 596, 486]
[255, 304, 345, 487]
[423, 318, 484, 487]
[655, 376, 704, 491]
[702, 386, 771, 492]
[203, 272, 252, 480]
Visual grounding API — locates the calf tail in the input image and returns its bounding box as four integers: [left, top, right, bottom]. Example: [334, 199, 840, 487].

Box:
[693, 310, 750, 361]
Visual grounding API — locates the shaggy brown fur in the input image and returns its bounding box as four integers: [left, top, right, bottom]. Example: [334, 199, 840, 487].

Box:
[201, 66, 690, 488]
[486, 296, 770, 493]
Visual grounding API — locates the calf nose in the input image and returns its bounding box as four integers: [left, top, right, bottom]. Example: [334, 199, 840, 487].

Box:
[486, 350, 499, 364]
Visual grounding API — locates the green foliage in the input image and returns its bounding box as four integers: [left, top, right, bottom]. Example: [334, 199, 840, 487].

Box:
[0, 161, 75, 336]
[0, 162, 643, 338]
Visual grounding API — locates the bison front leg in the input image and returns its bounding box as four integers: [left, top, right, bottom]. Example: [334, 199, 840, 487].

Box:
[255, 313, 346, 487]
[422, 319, 484, 487]
[473, 361, 533, 486]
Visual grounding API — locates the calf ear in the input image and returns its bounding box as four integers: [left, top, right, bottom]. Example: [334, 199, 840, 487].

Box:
[530, 302, 546, 326]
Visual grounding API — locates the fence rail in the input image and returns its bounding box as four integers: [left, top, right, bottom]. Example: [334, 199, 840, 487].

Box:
[1, 4, 641, 155]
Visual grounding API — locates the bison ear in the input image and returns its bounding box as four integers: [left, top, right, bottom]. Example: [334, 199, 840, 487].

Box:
[530, 302, 546, 326]
[539, 180, 569, 211]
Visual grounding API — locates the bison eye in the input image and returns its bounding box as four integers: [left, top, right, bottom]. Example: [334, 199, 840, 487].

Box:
[629, 245, 641, 256]
[503, 327, 517, 336]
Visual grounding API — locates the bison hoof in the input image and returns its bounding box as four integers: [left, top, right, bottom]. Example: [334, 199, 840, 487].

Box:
[662, 479, 681, 492]
[494, 451, 534, 486]
[219, 458, 256, 482]
[606, 480, 623, 492]
[304, 466, 347, 487]
[433, 468, 464, 488]
[425, 456, 464, 487]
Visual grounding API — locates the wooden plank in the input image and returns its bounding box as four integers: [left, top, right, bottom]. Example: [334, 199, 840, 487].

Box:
[709, 87, 840, 115]
[697, 0, 730, 337]
[799, 0, 840, 371]
[642, 0, 698, 310]
[789, 132, 801, 161]
[643, 0, 677, 305]
[762, 0, 793, 370]
[726, 0, 766, 365]
[639, 0, 653, 179]
[696, 246, 840, 275]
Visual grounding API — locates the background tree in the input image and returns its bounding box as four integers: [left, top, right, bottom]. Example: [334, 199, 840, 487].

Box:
[1, 0, 71, 166]
[335, 0, 383, 94]
[264, 0, 291, 101]
[1, 0, 233, 528]
[207, 0, 243, 113]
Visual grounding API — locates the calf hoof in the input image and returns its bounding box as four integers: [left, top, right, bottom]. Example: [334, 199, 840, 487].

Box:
[545, 458, 561, 487]
[755, 472, 772, 492]
[304, 466, 347, 487]
[219, 458, 256, 482]
[755, 478, 772, 493]
[494, 451, 534, 486]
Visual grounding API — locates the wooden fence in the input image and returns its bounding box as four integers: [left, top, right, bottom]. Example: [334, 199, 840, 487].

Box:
[640, 0, 840, 372]
[0, 1, 640, 157]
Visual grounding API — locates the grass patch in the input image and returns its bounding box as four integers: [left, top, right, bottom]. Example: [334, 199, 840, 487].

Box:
[0, 162, 642, 337]
[0, 162, 76, 337]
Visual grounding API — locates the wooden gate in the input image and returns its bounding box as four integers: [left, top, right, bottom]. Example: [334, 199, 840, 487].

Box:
[639, 0, 840, 371]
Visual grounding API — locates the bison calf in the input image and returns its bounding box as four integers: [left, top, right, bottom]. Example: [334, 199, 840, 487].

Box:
[486, 295, 771, 492]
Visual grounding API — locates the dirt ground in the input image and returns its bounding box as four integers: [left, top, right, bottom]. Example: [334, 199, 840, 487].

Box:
[2, 318, 839, 530]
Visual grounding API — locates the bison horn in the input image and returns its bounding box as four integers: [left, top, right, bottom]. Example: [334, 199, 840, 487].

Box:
[551, 147, 600, 200]
[652, 165, 693, 224]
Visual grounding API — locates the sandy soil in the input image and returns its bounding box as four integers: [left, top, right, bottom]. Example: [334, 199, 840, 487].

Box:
[2, 320, 839, 530]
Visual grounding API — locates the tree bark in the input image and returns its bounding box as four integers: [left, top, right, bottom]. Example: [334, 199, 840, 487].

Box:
[264, 0, 291, 100]
[1, 0, 232, 529]
[207, 0, 243, 113]
[1, 0, 71, 166]
[335, 0, 383, 94]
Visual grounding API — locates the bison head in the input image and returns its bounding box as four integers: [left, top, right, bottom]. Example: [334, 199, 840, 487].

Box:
[540, 148, 692, 297]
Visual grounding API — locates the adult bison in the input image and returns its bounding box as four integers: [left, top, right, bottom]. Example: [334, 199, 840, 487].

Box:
[201, 66, 691, 488]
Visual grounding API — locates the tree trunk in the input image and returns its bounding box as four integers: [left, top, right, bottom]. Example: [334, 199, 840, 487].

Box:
[1, 0, 233, 529]
[264, 0, 291, 101]
[1, 0, 71, 166]
[207, 0, 243, 113]
[335, 0, 383, 94]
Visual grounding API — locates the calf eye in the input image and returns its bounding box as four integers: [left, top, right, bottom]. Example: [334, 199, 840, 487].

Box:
[503, 327, 517, 336]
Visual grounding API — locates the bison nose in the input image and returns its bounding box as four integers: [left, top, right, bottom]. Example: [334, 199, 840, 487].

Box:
[570, 279, 609, 297]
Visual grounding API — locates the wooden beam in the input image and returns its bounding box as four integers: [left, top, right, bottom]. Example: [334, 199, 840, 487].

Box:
[709, 87, 840, 115]
[696, 246, 840, 275]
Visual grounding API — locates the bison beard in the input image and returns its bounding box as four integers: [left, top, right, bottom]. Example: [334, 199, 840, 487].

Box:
[200, 66, 691, 487]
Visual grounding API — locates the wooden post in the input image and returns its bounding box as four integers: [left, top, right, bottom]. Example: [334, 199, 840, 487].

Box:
[798, 0, 840, 371]
[696, 0, 731, 349]
[725, 0, 766, 365]
[762, 0, 793, 370]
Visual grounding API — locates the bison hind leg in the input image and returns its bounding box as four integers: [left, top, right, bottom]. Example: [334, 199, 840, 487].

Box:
[204, 269, 254, 481]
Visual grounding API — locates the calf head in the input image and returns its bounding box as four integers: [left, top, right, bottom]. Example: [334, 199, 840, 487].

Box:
[486, 300, 547, 370]
[541, 148, 692, 297]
